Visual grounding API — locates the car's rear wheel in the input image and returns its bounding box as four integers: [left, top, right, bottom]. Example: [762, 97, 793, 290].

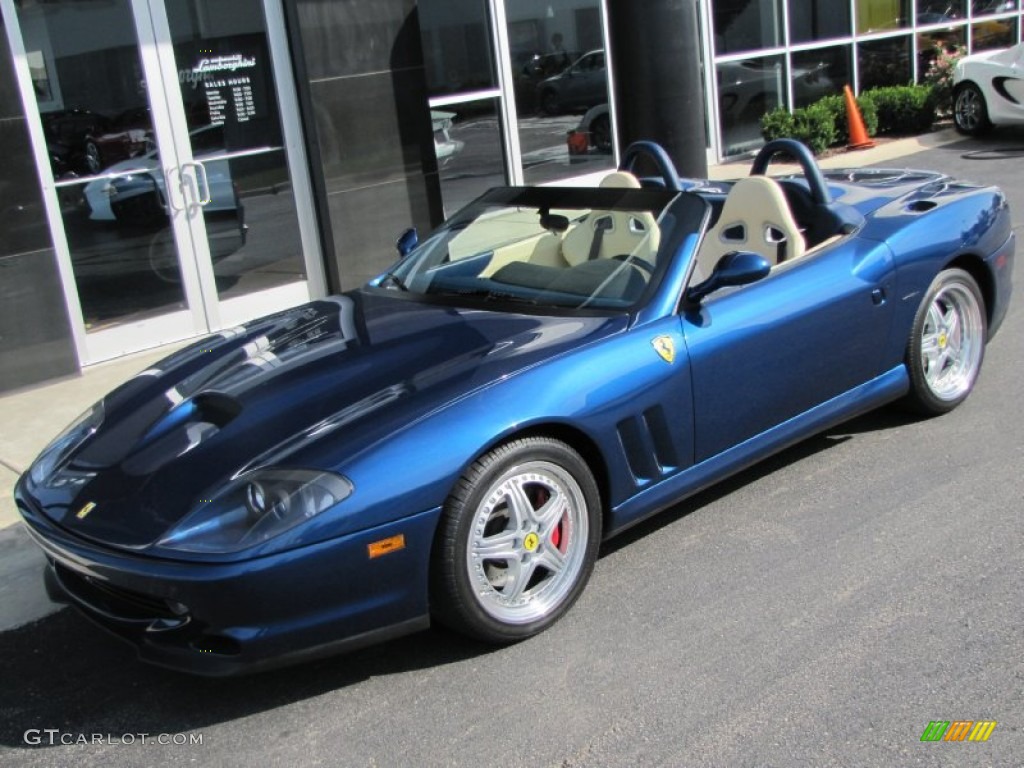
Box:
[84, 140, 102, 175]
[431, 437, 601, 643]
[953, 82, 992, 136]
[905, 268, 986, 414]
[591, 114, 612, 153]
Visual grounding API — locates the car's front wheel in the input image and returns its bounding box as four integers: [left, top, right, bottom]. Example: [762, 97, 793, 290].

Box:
[431, 437, 601, 643]
[953, 82, 992, 136]
[905, 268, 987, 414]
[540, 89, 561, 116]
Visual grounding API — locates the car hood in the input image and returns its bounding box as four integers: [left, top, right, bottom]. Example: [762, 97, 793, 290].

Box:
[29, 291, 625, 549]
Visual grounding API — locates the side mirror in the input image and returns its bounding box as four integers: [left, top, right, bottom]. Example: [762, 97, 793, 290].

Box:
[396, 227, 418, 257]
[686, 251, 770, 304]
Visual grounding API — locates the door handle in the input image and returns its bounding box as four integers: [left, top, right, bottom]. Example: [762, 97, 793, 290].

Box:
[163, 166, 187, 212]
[871, 288, 886, 306]
[180, 161, 212, 208]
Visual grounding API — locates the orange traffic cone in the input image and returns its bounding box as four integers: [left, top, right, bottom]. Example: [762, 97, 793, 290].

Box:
[844, 85, 875, 150]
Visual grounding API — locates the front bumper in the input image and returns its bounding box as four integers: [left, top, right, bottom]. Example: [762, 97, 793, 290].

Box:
[16, 480, 440, 676]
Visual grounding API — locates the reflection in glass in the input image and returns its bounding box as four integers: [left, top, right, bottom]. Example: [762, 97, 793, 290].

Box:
[918, 29, 966, 85]
[972, 0, 1019, 15]
[856, 0, 911, 34]
[504, 0, 613, 185]
[972, 17, 1017, 50]
[434, 99, 505, 216]
[788, 0, 852, 45]
[917, 0, 966, 22]
[164, 0, 306, 302]
[791, 47, 851, 109]
[713, 0, 784, 55]
[717, 56, 785, 157]
[857, 36, 912, 91]
[419, 0, 496, 98]
[17, 0, 186, 332]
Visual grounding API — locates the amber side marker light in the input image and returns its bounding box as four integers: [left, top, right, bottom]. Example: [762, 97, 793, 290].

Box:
[368, 534, 406, 559]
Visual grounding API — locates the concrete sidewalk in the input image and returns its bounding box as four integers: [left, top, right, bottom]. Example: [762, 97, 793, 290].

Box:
[0, 344, 184, 630]
[0, 127, 965, 632]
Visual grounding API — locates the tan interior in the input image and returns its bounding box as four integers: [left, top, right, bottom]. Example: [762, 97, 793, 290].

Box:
[446, 170, 661, 281]
[561, 171, 661, 267]
[694, 175, 805, 279]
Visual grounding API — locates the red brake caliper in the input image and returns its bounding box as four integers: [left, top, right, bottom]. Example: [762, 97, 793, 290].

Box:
[531, 485, 562, 550]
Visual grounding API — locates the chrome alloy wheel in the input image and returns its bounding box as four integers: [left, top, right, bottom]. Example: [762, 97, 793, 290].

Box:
[466, 460, 588, 624]
[953, 84, 990, 135]
[920, 281, 984, 402]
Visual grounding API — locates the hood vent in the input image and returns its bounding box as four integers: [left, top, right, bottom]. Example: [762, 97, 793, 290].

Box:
[119, 392, 242, 477]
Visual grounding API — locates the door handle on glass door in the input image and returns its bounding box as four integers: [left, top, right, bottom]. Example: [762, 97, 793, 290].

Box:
[164, 166, 187, 212]
[181, 161, 212, 206]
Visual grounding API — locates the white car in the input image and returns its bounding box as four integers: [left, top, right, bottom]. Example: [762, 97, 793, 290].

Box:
[953, 42, 1024, 135]
[83, 126, 237, 223]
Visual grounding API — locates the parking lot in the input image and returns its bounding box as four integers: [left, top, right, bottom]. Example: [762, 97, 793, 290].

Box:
[1, 131, 1022, 767]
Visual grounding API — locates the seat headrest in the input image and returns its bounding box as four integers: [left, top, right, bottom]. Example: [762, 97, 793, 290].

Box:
[599, 171, 641, 189]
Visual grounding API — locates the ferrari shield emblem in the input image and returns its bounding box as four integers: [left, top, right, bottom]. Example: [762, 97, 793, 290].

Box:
[75, 501, 97, 520]
[651, 335, 675, 364]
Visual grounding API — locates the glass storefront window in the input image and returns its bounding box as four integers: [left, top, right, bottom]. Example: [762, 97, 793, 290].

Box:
[857, 36, 912, 90]
[791, 46, 851, 108]
[713, 0, 784, 55]
[505, 0, 613, 185]
[917, 0, 966, 23]
[420, 0, 496, 98]
[788, 0, 852, 45]
[435, 99, 504, 215]
[972, 17, 1018, 50]
[918, 28, 967, 85]
[856, 0, 911, 34]
[972, 0, 1019, 15]
[717, 55, 785, 156]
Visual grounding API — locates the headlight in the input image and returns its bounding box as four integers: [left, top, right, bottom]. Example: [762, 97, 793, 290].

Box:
[157, 468, 353, 554]
[28, 402, 105, 487]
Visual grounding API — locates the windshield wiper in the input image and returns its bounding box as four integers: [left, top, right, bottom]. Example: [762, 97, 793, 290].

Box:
[430, 287, 538, 305]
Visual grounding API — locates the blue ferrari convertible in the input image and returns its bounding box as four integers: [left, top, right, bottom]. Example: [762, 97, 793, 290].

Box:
[15, 140, 1014, 674]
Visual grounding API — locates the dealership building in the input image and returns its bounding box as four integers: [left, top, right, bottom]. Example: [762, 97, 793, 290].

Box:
[1, 0, 1021, 392]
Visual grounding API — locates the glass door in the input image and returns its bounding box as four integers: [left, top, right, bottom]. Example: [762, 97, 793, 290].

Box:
[2, 0, 322, 364]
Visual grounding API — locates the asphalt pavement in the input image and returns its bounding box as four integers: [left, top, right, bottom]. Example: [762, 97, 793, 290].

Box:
[1, 127, 1021, 766]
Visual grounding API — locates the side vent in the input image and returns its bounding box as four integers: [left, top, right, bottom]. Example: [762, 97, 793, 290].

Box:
[616, 405, 682, 487]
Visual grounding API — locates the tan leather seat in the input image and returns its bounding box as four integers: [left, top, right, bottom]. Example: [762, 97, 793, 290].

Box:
[694, 176, 804, 280]
[561, 171, 661, 267]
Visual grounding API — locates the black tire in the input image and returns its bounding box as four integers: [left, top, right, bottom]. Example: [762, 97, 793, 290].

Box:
[904, 268, 987, 415]
[84, 140, 102, 175]
[953, 82, 992, 136]
[540, 89, 561, 116]
[431, 437, 601, 643]
[591, 114, 612, 153]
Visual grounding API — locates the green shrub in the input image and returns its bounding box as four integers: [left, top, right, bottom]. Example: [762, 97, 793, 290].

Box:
[922, 44, 966, 113]
[761, 108, 796, 142]
[760, 84, 934, 154]
[761, 93, 877, 154]
[815, 93, 879, 144]
[790, 102, 838, 155]
[861, 85, 937, 135]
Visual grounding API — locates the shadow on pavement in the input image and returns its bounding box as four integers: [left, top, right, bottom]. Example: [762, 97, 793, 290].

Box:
[600, 403, 923, 556]
[0, 607, 490, 748]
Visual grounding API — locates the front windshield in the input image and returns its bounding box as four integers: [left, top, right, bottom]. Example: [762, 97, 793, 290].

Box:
[375, 186, 680, 311]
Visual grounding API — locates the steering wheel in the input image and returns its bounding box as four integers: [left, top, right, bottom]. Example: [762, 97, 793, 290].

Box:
[749, 138, 832, 206]
[619, 141, 683, 191]
[613, 253, 656, 277]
